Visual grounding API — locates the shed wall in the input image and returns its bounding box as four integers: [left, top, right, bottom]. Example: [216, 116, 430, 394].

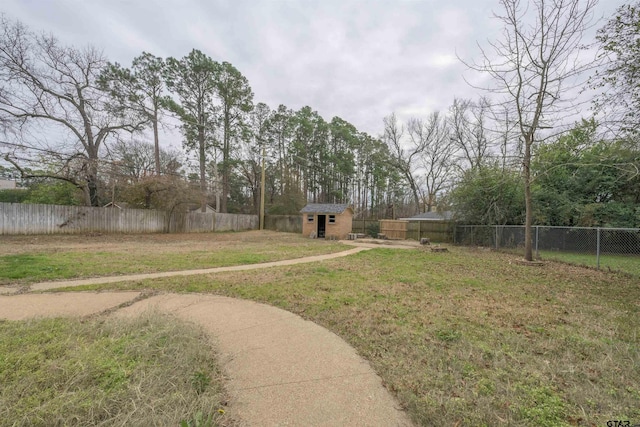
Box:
[301, 211, 353, 239]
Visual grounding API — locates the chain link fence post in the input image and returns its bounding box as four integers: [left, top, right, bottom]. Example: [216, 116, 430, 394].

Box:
[596, 227, 601, 270]
[452, 224, 638, 276]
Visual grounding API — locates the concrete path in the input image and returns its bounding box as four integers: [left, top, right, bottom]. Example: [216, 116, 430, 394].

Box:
[0, 242, 415, 426]
[0, 291, 412, 426]
[117, 294, 413, 426]
[341, 240, 421, 250]
[23, 246, 370, 292]
[0, 291, 141, 320]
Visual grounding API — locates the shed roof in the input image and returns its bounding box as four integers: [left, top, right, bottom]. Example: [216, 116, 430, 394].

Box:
[300, 203, 351, 214]
[187, 204, 216, 213]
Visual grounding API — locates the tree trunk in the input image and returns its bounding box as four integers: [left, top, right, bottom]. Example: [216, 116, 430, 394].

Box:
[279, 136, 285, 194]
[221, 159, 228, 213]
[86, 153, 100, 207]
[214, 160, 220, 212]
[87, 176, 99, 207]
[409, 179, 420, 215]
[221, 111, 230, 213]
[523, 136, 533, 261]
[199, 125, 207, 213]
[153, 109, 161, 176]
[145, 187, 152, 209]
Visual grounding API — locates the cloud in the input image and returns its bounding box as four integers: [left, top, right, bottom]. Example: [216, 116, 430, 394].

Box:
[2, 0, 623, 138]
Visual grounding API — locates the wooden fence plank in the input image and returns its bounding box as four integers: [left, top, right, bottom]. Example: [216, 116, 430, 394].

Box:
[379, 220, 408, 239]
[0, 202, 258, 235]
[264, 215, 302, 233]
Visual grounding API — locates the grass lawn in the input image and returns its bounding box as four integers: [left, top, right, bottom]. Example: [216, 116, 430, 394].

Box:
[538, 250, 640, 277]
[0, 230, 346, 285]
[58, 245, 640, 426]
[0, 312, 230, 427]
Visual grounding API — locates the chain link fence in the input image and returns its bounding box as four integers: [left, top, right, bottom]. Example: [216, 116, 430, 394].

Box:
[454, 225, 640, 276]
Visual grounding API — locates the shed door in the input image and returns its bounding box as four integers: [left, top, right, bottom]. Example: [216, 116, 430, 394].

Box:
[317, 215, 326, 238]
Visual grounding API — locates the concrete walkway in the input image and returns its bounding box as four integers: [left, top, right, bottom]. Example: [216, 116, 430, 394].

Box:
[0, 291, 142, 320]
[24, 246, 371, 292]
[0, 292, 412, 426]
[0, 243, 415, 426]
[119, 294, 413, 426]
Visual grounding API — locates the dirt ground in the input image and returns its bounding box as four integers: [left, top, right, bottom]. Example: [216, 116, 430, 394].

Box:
[0, 231, 425, 257]
[0, 230, 303, 255]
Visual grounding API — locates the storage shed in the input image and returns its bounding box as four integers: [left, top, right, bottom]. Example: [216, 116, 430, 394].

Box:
[300, 203, 353, 239]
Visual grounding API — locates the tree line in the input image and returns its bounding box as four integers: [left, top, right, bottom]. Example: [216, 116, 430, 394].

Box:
[1, 1, 639, 237]
[0, 15, 408, 216]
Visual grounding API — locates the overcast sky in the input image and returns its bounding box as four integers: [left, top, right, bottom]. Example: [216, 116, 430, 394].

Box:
[2, 0, 625, 144]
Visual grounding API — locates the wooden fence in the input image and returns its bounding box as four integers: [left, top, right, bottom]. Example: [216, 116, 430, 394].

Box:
[1, 203, 457, 240]
[353, 219, 453, 242]
[264, 215, 302, 233]
[351, 219, 380, 236]
[406, 220, 453, 243]
[0, 202, 258, 235]
[379, 220, 408, 239]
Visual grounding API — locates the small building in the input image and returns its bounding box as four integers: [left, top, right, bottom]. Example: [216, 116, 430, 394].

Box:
[187, 204, 216, 213]
[300, 203, 353, 240]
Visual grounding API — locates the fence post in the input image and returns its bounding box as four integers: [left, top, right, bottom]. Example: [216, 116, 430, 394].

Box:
[535, 226, 539, 259]
[495, 226, 498, 250]
[596, 227, 601, 270]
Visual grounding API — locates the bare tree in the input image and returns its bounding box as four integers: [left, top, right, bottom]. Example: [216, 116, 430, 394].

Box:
[382, 113, 426, 215]
[109, 137, 181, 182]
[120, 173, 198, 213]
[493, 104, 522, 171]
[449, 97, 492, 170]
[0, 16, 144, 206]
[464, 0, 598, 261]
[407, 112, 456, 212]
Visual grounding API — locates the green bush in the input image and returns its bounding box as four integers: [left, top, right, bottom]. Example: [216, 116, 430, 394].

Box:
[0, 189, 30, 203]
[366, 221, 380, 237]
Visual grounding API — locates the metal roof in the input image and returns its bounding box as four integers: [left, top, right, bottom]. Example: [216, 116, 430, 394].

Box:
[300, 203, 351, 214]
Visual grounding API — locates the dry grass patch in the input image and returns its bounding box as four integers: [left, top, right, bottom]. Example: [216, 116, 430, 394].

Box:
[0, 231, 346, 285]
[0, 229, 288, 254]
[0, 311, 232, 427]
[54, 246, 640, 426]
